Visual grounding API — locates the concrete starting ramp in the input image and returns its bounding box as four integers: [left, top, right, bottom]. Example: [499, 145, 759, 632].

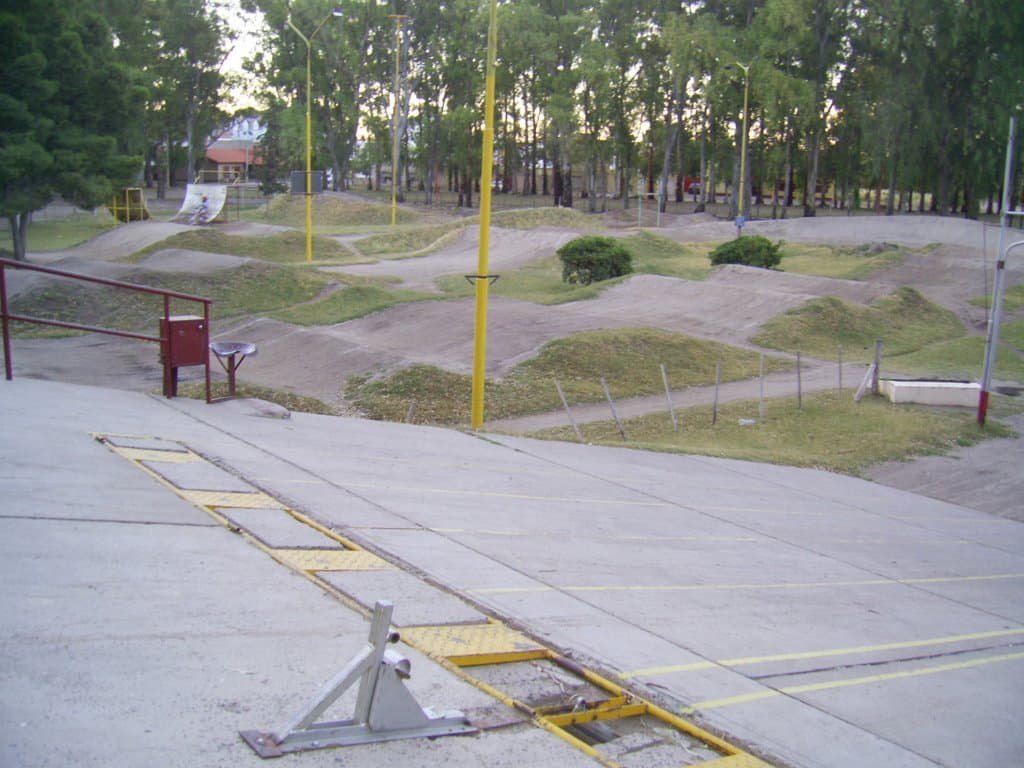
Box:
[3, 378, 1024, 768]
[174, 183, 227, 223]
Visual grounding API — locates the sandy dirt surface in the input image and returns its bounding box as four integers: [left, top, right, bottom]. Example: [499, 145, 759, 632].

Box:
[7, 210, 1024, 518]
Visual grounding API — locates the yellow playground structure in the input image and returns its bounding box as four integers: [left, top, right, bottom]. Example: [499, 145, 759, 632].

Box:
[108, 188, 151, 222]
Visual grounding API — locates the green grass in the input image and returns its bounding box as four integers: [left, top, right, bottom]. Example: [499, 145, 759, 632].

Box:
[128, 229, 358, 265]
[752, 287, 966, 362]
[490, 206, 603, 230]
[531, 391, 1014, 475]
[971, 282, 1024, 311]
[885, 335, 1024, 382]
[351, 206, 603, 260]
[0, 214, 117, 254]
[271, 281, 441, 325]
[353, 222, 466, 258]
[435, 255, 609, 304]
[9, 262, 329, 336]
[778, 242, 907, 280]
[347, 328, 791, 424]
[1002, 319, 1024, 350]
[176, 381, 340, 414]
[623, 231, 712, 280]
[433, 232, 712, 304]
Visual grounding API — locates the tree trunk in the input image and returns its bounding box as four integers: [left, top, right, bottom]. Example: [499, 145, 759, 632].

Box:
[784, 126, 794, 212]
[8, 213, 29, 261]
[659, 123, 679, 214]
[588, 158, 597, 213]
[696, 130, 707, 213]
[561, 160, 573, 208]
[804, 127, 821, 217]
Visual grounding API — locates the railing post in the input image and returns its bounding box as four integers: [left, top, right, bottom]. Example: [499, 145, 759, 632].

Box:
[162, 295, 173, 397]
[204, 300, 212, 404]
[1, 263, 11, 381]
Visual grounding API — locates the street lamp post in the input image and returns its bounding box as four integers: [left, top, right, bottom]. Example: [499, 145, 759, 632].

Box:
[736, 61, 750, 238]
[470, 0, 498, 429]
[286, 9, 342, 262]
[389, 15, 408, 227]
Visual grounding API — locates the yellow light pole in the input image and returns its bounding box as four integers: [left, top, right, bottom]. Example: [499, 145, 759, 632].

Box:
[470, 0, 498, 429]
[286, 9, 342, 262]
[736, 61, 750, 238]
[389, 15, 408, 227]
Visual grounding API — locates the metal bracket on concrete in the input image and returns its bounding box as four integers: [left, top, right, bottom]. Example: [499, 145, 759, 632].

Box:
[240, 600, 477, 757]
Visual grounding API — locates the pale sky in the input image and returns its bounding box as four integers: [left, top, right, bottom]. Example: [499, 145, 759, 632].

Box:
[221, 1, 265, 110]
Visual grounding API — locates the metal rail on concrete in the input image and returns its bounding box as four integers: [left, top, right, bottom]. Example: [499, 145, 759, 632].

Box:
[0, 258, 212, 402]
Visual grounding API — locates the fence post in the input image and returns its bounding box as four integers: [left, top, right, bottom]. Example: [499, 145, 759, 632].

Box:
[797, 351, 803, 409]
[554, 379, 583, 442]
[712, 361, 721, 425]
[602, 377, 627, 440]
[872, 340, 883, 395]
[759, 354, 765, 420]
[660, 363, 678, 431]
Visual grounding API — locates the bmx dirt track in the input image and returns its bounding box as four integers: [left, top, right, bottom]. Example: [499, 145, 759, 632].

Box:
[7, 205, 1024, 520]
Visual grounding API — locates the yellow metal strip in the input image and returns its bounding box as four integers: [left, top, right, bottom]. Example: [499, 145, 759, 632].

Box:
[179, 489, 280, 509]
[698, 755, 775, 768]
[545, 702, 648, 727]
[286, 509, 365, 551]
[534, 695, 631, 717]
[446, 650, 551, 668]
[270, 548, 392, 572]
[115, 447, 200, 463]
[401, 621, 545, 662]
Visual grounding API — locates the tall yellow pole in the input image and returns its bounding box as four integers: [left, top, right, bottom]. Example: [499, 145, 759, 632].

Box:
[287, 12, 340, 262]
[470, 0, 498, 429]
[736, 62, 750, 238]
[305, 45, 314, 261]
[389, 16, 407, 227]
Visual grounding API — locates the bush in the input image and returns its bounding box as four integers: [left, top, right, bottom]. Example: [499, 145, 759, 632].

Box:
[709, 235, 783, 269]
[557, 235, 633, 285]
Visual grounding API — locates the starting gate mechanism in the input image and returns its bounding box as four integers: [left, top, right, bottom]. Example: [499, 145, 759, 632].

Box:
[240, 600, 477, 757]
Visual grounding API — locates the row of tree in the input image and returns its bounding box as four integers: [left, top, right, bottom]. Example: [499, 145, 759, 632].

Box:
[2, 0, 1023, 261]
[2, 0, 231, 260]
[255, 0, 1023, 219]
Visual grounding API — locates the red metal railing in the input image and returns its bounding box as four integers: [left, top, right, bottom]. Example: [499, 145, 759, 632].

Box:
[0, 258, 212, 402]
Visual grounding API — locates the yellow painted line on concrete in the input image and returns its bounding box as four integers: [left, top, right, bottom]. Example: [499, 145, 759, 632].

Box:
[178, 489, 281, 509]
[269, 548, 392, 572]
[622, 627, 1024, 679]
[337, 481, 672, 508]
[701, 505, 835, 517]
[681, 651, 1024, 714]
[471, 572, 1024, 596]
[282, 450, 582, 480]
[437, 528, 962, 548]
[433, 527, 761, 543]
